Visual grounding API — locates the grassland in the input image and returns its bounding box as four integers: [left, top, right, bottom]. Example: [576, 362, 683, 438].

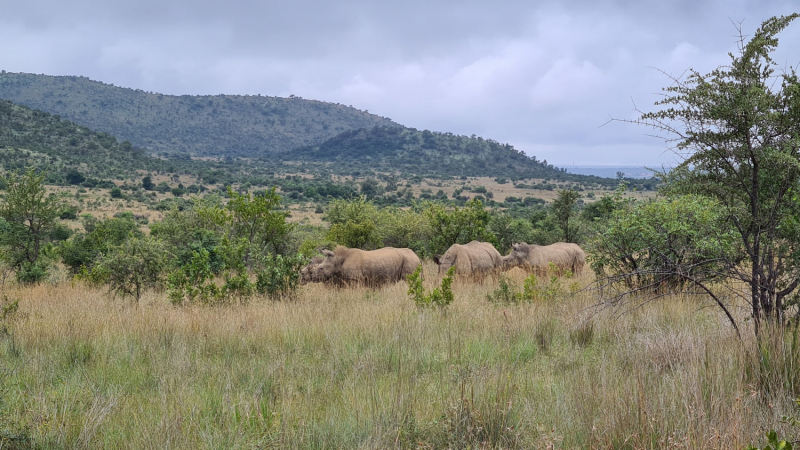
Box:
[1, 265, 795, 449]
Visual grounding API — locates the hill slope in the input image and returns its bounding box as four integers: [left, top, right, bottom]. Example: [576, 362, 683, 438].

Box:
[0, 98, 162, 183]
[0, 72, 396, 157]
[289, 126, 580, 179]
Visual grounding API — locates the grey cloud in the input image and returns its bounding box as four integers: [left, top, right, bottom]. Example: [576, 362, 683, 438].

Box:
[0, 0, 798, 165]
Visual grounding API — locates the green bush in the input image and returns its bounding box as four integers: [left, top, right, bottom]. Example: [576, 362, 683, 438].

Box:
[589, 195, 736, 293]
[325, 197, 381, 249]
[408, 265, 455, 309]
[16, 260, 49, 285]
[255, 254, 306, 300]
[486, 273, 564, 305]
[167, 249, 222, 305]
[88, 236, 169, 302]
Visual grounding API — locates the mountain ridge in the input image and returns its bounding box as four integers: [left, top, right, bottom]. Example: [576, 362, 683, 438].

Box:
[0, 72, 397, 157]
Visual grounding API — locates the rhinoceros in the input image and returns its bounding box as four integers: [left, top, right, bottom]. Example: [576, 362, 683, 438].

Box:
[300, 256, 324, 284]
[433, 241, 503, 281]
[313, 246, 422, 287]
[502, 242, 585, 276]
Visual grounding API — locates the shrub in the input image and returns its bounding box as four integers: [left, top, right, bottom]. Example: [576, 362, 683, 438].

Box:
[16, 260, 49, 285]
[255, 254, 306, 300]
[90, 237, 169, 302]
[325, 197, 381, 249]
[589, 195, 736, 293]
[486, 273, 564, 305]
[408, 265, 455, 309]
[167, 249, 222, 305]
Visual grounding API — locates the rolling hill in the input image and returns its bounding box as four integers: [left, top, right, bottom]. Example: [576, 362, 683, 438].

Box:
[0, 72, 653, 188]
[0, 98, 159, 183]
[288, 126, 566, 179]
[0, 72, 397, 157]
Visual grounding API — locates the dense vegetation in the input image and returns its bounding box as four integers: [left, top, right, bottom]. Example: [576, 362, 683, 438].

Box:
[0, 72, 396, 157]
[289, 125, 634, 184]
[0, 72, 658, 186]
[0, 99, 157, 183]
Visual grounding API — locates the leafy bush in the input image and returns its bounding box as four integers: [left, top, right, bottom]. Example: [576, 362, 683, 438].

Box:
[589, 195, 736, 293]
[255, 254, 306, 300]
[408, 265, 455, 309]
[60, 214, 142, 273]
[109, 187, 123, 199]
[486, 273, 565, 305]
[167, 249, 222, 305]
[90, 236, 169, 302]
[16, 260, 49, 285]
[325, 197, 381, 249]
[425, 198, 491, 256]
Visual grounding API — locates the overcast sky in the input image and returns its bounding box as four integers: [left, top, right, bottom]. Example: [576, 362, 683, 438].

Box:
[1, 0, 798, 166]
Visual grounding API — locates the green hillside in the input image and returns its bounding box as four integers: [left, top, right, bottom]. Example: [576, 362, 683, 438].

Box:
[0, 98, 161, 183]
[0, 72, 396, 157]
[289, 126, 622, 183]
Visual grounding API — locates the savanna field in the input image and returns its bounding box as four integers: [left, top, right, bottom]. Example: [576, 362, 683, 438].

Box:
[2, 265, 797, 449]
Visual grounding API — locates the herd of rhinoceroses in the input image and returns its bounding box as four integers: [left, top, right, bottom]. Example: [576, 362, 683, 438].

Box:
[300, 241, 586, 287]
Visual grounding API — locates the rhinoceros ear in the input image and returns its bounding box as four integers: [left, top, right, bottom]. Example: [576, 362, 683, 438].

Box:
[433, 255, 441, 265]
[322, 249, 335, 258]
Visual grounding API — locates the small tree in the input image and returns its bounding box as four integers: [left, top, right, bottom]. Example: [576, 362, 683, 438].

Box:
[623, 15, 800, 333]
[92, 236, 169, 302]
[552, 189, 581, 243]
[590, 195, 740, 333]
[0, 168, 62, 283]
[141, 176, 155, 191]
[255, 253, 306, 300]
[227, 186, 293, 260]
[425, 198, 491, 256]
[408, 266, 455, 309]
[325, 197, 381, 249]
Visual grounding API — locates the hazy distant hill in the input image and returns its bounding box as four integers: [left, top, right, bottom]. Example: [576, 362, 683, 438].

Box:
[0, 72, 397, 157]
[290, 126, 582, 179]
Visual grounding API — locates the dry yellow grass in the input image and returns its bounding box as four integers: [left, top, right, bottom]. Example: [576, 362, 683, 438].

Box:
[0, 270, 795, 448]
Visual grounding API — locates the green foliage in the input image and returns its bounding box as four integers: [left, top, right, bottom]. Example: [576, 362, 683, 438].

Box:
[376, 207, 431, 254]
[633, 15, 800, 329]
[0, 168, 61, 283]
[425, 198, 491, 256]
[227, 186, 293, 258]
[552, 189, 581, 243]
[90, 236, 169, 302]
[485, 275, 519, 304]
[582, 183, 631, 223]
[589, 195, 736, 293]
[109, 187, 123, 198]
[408, 265, 455, 309]
[255, 254, 306, 300]
[360, 178, 383, 198]
[60, 214, 142, 273]
[325, 197, 381, 249]
[488, 212, 536, 255]
[486, 273, 564, 305]
[167, 249, 222, 305]
[748, 428, 796, 450]
[141, 175, 154, 191]
[15, 260, 49, 284]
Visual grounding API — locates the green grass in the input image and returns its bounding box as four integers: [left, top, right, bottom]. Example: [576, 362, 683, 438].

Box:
[0, 270, 796, 448]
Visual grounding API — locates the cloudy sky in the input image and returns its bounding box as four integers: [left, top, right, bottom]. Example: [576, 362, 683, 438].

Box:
[1, 0, 798, 166]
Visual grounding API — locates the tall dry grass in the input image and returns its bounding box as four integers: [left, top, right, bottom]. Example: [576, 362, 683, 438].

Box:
[0, 266, 797, 449]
